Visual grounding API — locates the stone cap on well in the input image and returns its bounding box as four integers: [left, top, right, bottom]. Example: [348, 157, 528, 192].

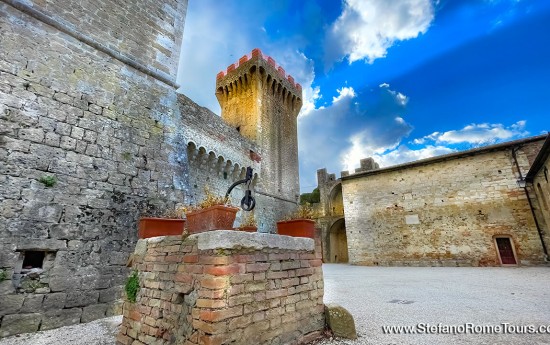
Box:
[192, 230, 314, 251]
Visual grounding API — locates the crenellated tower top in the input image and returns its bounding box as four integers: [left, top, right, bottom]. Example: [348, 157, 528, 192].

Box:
[216, 48, 302, 98]
[215, 48, 302, 203]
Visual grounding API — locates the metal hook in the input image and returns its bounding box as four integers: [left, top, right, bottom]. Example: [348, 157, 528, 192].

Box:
[225, 167, 256, 211]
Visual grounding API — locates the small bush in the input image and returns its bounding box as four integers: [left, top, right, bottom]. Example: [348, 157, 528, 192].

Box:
[125, 270, 139, 303]
[39, 175, 57, 187]
[281, 203, 316, 221]
[300, 188, 320, 205]
[239, 213, 257, 228]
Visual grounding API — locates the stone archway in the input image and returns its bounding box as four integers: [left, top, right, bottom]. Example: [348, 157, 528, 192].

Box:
[328, 183, 344, 217]
[328, 218, 349, 263]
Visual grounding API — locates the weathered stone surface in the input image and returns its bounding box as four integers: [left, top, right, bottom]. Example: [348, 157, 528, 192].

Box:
[99, 286, 121, 303]
[20, 294, 45, 313]
[195, 230, 314, 251]
[65, 291, 99, 308]
[0, 313, 42, 337]
[14, 238, 67, 251]
[81, 303, 108, 323]
[0, 281, 15, 295]
[324, 304, 357, 339]
[40, 308, 83, 331]
[0, 295, 24, 316]
[42, 293, 67, 311]
[48, 275, 81, 292]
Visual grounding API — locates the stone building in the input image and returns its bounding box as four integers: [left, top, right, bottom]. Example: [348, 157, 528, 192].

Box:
[316, 158, 379, 263]
[317, 135, 549, 266]
[526, 135, 550, 257]
[0, 0, 302, 336]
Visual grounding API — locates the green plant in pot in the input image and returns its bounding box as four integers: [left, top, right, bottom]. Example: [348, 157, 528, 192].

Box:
[276, 203, 316, 238]
[185, 188, 239, 234]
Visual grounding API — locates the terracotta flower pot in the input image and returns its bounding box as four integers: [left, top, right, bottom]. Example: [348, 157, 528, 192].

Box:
[276, 219, 315, 238]
[138, 218, 185, 239]
[186, 205, 240, 234]
[235, 226, 258, 232]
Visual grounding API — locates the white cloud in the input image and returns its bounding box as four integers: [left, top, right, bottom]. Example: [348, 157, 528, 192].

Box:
[414, 121, 529, 145]
[299, 83, 414, 190]
[326, 0, 435, 65]
[332, 87, 356, 103]
[341, 135, 456, 172]
[375, 145, 456, 167]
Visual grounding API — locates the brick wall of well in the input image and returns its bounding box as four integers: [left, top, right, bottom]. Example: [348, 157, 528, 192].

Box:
[117, 231, 325, 345]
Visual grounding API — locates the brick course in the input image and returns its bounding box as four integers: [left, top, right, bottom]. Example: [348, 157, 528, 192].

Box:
[118, 231, 325, 345]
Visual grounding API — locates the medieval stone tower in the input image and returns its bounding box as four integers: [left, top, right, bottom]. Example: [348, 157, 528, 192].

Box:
[215, 49, 302, 206]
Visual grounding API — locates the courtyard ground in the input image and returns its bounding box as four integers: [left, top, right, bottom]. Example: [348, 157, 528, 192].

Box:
[320, 264, 550, 345]
[0, 265, 549, 345]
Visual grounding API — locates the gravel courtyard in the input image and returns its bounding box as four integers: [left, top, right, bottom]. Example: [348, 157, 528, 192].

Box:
[1, 265, 549, 345]
[320, 264, 550, 345]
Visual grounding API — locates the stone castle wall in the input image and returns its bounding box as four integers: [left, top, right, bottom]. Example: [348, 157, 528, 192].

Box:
[341, 137, 547, 266]
[117, 231, 325, 345]
[0, 0, 190, 335]
[0, 0, 302, 335]
[178, 93, 297, 233]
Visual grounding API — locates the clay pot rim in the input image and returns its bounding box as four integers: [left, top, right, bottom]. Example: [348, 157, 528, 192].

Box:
[186, 205, 240, 216]
[139, 217, 186, 222]
[276, 219, 315, 225]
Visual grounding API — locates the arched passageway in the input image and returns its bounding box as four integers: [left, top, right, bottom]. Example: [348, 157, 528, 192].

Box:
[328, 218, 348, 263]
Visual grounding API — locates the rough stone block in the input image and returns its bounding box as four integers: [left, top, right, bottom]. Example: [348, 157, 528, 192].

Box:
[0, 313, 42, 337]
[0, 281, 16, 295]
[0, 295, 24, 316]
[49, 275, 81, 292]
[81, 303, 108, 323]
[65, 290, 99, 308]
[40, 308, 82, 331]
[325, 303, 357, 339]
[20, 294, 45, 313]
[41, 293, 67, 311]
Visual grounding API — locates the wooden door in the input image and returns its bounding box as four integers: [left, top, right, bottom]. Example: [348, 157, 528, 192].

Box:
[496, 237, 517, 265]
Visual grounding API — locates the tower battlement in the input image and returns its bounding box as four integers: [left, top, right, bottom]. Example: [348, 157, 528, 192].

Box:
[216, 48, 302, 113]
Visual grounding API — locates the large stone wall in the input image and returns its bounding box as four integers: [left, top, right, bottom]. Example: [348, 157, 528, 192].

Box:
[0, 0, 304, 335]
[118, 231, 325, 345]
[0, 0, 190, 335]
[341, 137, 547, 266]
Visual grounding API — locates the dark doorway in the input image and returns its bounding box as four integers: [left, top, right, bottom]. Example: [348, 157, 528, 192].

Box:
[495, 237, 517, 265]
[328, 219, 348, 263]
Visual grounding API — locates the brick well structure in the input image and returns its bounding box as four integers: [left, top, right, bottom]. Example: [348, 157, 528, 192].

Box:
[117, 231, 325, 345]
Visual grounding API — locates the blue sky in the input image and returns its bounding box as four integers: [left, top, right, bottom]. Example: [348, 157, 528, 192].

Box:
[177, 0, 550, 193]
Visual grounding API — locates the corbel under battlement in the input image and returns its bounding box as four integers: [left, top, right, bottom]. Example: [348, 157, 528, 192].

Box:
[215, 48, 302, 108]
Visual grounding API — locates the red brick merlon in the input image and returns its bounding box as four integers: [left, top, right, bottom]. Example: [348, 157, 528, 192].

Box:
[216, 48, 302, 99]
